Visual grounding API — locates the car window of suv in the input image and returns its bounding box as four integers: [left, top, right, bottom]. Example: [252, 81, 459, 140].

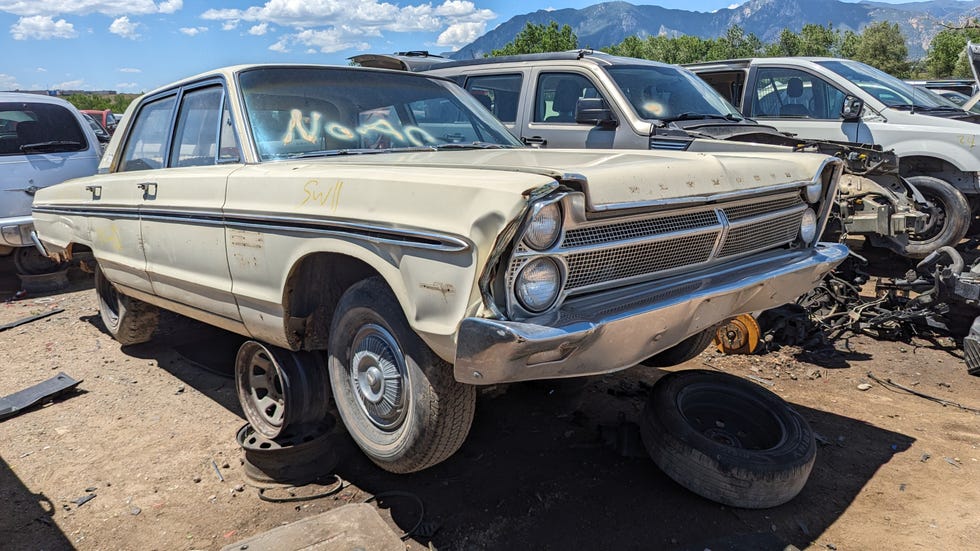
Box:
[464, 74, 522, 123]
[534, 73, 602, 123]
[120, 95, 176, 172]
[751, 68, 846, 120]
[0, 102, 87, 156]
[170, 86, 223, 168]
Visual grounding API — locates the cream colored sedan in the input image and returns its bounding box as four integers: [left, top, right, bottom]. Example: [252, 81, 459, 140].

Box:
[33, 64, 847, 475]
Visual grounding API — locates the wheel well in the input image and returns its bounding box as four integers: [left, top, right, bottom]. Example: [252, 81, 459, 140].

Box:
[899, 156, 976, 195]
[283, 252, 381, 351]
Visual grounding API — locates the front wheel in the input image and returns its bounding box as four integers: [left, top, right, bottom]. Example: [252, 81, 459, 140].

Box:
[639, 328, 716, 368]
[327, 277, 476, 473]
[898, 176, 970, 258]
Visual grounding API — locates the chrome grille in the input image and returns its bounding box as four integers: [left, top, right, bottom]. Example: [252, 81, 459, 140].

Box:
[718, 210, 804, 258]
[564, 232, 718, 289]
[562, 211, 719, 248]
[724, 194, 803, 221]
[504, 188, 814, 318]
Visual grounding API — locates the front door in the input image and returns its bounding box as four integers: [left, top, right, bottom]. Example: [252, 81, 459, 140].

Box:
[521, 71, 617, 149]
[747, 67, 862, 143]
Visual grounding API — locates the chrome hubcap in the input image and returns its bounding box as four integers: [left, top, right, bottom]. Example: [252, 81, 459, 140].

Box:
[350, 324, 407, 430]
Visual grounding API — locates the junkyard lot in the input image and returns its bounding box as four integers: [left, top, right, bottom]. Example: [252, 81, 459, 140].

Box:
[0, 261, 978, 551]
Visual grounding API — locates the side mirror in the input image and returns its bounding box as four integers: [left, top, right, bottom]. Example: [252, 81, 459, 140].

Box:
[97, 132, 111, 143]
[841, 96, 864, 121]
[575, 98, 617, 127]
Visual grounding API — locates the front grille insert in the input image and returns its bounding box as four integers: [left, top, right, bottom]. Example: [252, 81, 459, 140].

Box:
[504, 188, 812, 317]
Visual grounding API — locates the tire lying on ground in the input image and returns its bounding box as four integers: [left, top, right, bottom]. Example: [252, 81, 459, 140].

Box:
[639, 369, 816, 509]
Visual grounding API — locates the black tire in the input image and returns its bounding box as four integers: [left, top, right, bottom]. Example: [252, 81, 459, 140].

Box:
[235, 340, 332, 440]
[95, 265, 159, 345]
[639, 328, 716, 368]
[327, 277, 476, 473]
[237, 416, 345, 485]
[900, 176, 970, 258]
[639, 369, 816, 509]
[13, 246, 61, 275]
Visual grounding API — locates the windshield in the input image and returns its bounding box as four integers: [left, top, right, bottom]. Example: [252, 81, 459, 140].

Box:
[239, 67, 522, 161]
[605, 65, 743, 121]
[817, 60, 963, 110]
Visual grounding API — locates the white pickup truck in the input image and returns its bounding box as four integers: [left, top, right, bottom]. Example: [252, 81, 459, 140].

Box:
[689, 57, 977, 251]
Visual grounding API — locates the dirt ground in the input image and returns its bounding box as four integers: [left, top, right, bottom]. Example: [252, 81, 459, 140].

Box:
[0, 253, 978, 551]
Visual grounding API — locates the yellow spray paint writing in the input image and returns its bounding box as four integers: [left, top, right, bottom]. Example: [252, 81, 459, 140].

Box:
[300, 179, 343, 211]
[959, 135, 976, 149]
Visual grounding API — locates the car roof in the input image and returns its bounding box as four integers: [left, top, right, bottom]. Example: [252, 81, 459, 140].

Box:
[137, 63, 446, 99]
[353, 50, 680, 72]
[686, 57, 842, 69]
[0, 92, 78, 108]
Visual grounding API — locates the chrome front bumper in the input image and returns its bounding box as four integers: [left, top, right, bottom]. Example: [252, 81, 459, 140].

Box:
[454, 243, 848, 385]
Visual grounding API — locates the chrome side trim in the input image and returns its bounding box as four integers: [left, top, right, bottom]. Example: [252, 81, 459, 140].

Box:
[32, 205, 471, 253]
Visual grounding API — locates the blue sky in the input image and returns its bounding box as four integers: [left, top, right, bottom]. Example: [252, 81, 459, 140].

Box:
[0, 0, 936, 93]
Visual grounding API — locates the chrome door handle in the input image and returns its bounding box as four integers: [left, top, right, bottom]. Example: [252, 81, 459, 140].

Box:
[522, 136, 547, 147]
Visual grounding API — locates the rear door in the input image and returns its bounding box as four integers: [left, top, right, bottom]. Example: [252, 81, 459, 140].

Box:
[138, 82, 243, 323]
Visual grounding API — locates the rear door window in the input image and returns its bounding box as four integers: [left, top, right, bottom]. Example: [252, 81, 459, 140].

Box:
[119, 95, 176, 172]
[0, 102, 88, 156]
[464, 74, 523, 123]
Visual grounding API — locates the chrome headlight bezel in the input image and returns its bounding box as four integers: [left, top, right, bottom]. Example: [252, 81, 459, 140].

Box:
[513, 256, 564, 313]
[523, 200, 563, 251]
[803, 181, 823, 204]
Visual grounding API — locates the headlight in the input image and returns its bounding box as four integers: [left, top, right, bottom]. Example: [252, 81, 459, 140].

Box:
[515, 257, 562, 312]
[799, 208, 818, 245]
[804, 182, 823, 203]
[524, 202, 562, 251]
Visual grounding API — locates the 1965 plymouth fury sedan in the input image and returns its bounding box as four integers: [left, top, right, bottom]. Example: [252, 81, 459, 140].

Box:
[32, 64, 846, 502]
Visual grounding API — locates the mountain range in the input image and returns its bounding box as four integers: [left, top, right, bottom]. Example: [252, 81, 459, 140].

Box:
[449, 0, 980, 59]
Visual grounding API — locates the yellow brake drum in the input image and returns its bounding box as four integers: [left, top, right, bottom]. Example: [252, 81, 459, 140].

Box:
[714, 314, 761, 355]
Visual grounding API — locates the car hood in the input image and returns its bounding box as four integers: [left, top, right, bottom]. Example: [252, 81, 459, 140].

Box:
[314, 148, 828, 212]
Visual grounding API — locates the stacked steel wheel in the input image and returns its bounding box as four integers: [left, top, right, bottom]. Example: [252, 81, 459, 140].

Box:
[234, 341, 344, 484]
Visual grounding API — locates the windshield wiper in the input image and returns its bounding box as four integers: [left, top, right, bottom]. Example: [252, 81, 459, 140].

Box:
[20, 140, 81, 152]
[889, 104, 963, 113]
[663, 112, 743, 122]
[433, 142, 514, 150]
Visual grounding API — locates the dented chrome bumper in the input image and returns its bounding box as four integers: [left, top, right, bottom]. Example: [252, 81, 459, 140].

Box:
[454, 243, 848, 385]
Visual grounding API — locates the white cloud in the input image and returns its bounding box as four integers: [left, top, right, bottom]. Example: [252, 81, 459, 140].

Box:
[0, 1, 182, 17]
[179, 25, 207, 36]
[118, 67, 141, 73]
[436, 21, 484, 49]
[52, 78, 86, 90]
[109, 16, 139, 39]
[203, 0, 495, 52]
[0, 73, 20, 89]
[115, 81, 140, 91]
[727, 3, 740, 8]
[10, 15, 77, 40]
[36, 66, 47, 72]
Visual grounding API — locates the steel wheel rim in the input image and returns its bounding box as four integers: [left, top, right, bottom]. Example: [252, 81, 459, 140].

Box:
[676, 383, 784, 451]
[245, 347, 286, 430]
[914, 190, 947, 240]
[348, 323, 408, 431]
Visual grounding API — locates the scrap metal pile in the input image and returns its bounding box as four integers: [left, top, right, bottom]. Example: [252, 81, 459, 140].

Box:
[724, 246, 980, 376]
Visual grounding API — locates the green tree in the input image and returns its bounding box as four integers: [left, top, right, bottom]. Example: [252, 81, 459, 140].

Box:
[63, 93, 138, 113]
[489, 21, 577, 57]
[926, 28, 980, 78]
[706, 25, 763, 60]
[853, 21, 910, 77]
[835, 30, 861, 59]
[798, 23, 837, 57]
[765, 28, 802, 57]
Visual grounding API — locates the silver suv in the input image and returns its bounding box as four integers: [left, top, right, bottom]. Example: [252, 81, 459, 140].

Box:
[1, 93, 100, 273]
[353, 51, 962, 258]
